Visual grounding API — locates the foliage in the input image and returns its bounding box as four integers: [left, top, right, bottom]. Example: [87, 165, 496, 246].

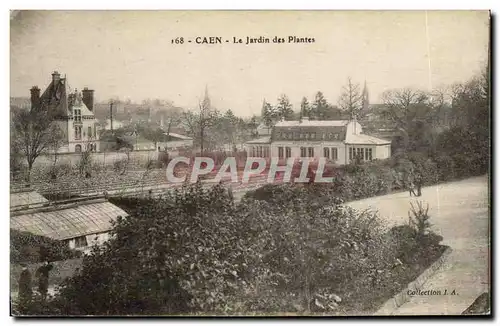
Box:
[275, 94, 294, 121]
[10, 230, 80, 264]
[28, 180, 415, 315]
[408, 201, 431, 240]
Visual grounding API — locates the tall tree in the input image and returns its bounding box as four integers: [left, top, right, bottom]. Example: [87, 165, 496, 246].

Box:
[261, 99, 276, 127]
[310, 92, 330, 120]
[380, 88, 431, 151]
[275, 94, 294, 121]
[299, 97, 310, 120]
[182, 87, 218, 153]
[338, 77, 363, 119]
[11, 109, 65, 182]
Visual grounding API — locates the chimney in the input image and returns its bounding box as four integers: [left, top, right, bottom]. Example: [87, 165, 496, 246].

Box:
[82, 87, 94, 111]
[30, 86, 40, 110]
[51, 71, 61, 84]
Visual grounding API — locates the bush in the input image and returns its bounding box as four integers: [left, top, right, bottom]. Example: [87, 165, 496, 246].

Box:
[30, 181, 409, 315]
[10, 230, 81, 264]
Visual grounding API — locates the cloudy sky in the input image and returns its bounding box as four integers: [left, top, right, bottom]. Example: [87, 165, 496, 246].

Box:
[10, 10, 489, 116]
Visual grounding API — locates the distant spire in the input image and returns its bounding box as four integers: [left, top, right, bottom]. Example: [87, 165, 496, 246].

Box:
[362, 80, 369, 113]
[202, 85, 211, 109]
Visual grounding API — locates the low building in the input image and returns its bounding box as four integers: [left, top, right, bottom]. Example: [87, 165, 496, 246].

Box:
[10, 197, 128, 254]
[244, 117, 391, 165]
[157, 132, 194, 151]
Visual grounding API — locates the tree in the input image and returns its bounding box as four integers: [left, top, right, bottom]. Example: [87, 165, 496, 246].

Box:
[275, 94, 294, 121]
[310, 92, 330, 120]
[11, 109, 65, 182]
[299, 97, 310, 120]
[338, 77, 363, 119]
[182, 87, 218, 153]
[261, 99, 277, 127]
[380, 88, 431, 151]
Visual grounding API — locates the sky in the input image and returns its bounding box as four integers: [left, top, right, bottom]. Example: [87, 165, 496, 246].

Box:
[10, 10, 490, 117]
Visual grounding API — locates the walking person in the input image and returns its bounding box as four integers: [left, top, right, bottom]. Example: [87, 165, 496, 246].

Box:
[408, 176, 417, 197]
[18, 263, 33, 304]
[35, 261, 53, 301]
[415, 172, 423, 197]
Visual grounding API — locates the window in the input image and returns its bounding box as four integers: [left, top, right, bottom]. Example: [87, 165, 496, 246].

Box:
[74, 235, 88, 248]
[308, 147, 314, 157]
[257, 146, 262, 157]
[75, 144, 82, 153]
[264, 147, 270, 158]
[323, 147, 330, 159]
[365, 148, 373, 161]
[278, 146, 284, 159]
[322, 133, 326, 140]
[75, 126, 82, 140]
[74, 109, 81, 122]
[285, 147, 291, 158]
[305, 133, 309, 139]
[331, 148, 338, 161]
[310, 133, 316, 139]
[349, 147, 354, 161]
[356, 148, 363, 160]
[94, 124, 97, 138]
[300, 133, 305, 139]
[251, 147, 255, 157]
[88, 126, 92, 139]
[300, 147, 306, 157]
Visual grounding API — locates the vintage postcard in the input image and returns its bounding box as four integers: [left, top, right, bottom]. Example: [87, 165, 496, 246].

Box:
[9, 10, 490, 316]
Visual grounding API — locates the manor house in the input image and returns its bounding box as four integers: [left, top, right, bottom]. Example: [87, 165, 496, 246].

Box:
[30, 71, 100, 153]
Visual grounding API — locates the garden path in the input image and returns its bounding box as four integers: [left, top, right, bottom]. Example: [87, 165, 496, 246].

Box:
[348, 175, 490, 315]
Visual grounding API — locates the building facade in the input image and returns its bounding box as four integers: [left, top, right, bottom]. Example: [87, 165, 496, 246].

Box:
[30, 71, 100, 153]
[245, 117, 391, 165]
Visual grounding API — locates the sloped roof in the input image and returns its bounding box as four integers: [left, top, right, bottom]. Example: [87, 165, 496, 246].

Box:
[37, 76, 94, 118]
[10, 199, 128, 241]
[275, 120, 350, 127]
[10, 191, 49, 209]
[345, 133, 391, 145]
[246, 136, 271, 144]
[165, 132, 192, 140]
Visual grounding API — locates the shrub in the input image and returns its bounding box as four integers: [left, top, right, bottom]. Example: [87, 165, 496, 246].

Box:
[10, 230, 81, 264]
[434, 155, 456, 181]
[408, 201, 432, 241]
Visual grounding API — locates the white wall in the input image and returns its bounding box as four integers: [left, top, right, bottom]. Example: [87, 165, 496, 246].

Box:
[258, 141, 346, 164]
[375, 144, 391, 160]
[67, 231, 111, 254]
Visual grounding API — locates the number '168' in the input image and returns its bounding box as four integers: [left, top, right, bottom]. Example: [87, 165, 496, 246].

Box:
[172, 37, 184, 44]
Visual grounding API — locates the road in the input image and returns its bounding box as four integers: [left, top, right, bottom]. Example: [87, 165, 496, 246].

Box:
[348, 175, 490, 315]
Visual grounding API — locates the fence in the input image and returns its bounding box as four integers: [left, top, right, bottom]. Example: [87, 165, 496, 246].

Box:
[32, 150, 160, 168]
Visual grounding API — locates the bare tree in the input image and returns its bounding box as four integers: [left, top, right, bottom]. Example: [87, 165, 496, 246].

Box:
[380, 88, 431, 149]
[11, 109, 65, 182]
[182, 87, 218, 153]
[338, 77, 363, 119]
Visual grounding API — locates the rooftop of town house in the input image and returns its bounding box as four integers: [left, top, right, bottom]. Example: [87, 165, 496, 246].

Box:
[10, 198, 128, 241]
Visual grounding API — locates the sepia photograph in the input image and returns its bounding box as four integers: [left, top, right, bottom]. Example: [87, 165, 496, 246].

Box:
[9, 10, 491, 317]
